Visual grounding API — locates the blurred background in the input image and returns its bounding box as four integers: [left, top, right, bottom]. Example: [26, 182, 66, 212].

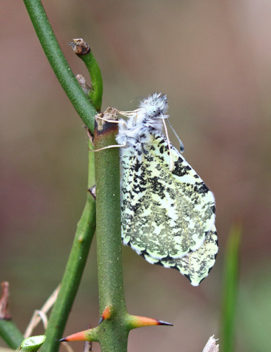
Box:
[1, 1, 271, 351]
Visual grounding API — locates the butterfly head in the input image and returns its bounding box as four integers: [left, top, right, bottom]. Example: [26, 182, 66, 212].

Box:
[140, 93, 168, 119]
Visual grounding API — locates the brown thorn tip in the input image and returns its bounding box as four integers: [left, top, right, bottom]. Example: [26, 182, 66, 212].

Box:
[98, 316, 104, 325]
[99, 306, 112, 324]
[129, 315, 173, 328]
[157, 320, 173, 326]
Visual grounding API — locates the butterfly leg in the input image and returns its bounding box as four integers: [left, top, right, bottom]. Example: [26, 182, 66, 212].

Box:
[90, 143, 126, 152]
[95, 116, 124, 124]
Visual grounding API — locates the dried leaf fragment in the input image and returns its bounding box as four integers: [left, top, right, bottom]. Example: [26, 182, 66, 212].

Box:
[202, 335, 219, 352]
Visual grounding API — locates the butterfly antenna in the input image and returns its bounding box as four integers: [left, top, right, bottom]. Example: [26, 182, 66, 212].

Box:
[166, 119, 185, 152]
[162, 118, 174, 171]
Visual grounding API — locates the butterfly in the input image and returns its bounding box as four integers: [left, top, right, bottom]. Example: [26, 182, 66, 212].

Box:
[115, 93, 218, 286]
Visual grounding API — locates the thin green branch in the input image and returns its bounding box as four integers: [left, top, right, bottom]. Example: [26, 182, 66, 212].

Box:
[68, 38, 103, 112]
[40, 193, 96, 352]
[0, 320, 23, 349]
[41, 130, 96, 352]
[23, 0, 97, 132]
[94, 118, 128, 352]
[85, 51, 103, 112]
[220, 221, 242, 352]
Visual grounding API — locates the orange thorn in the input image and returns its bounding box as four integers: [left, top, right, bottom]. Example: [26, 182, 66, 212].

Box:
[98, 305, 112, 324]
[128, 315, 173, 329]
[60, 330, 89, 342]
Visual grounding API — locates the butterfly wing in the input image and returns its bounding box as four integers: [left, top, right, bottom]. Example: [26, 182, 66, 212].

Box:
[120, 130, 216, 260]
[143, 226, 218, 286]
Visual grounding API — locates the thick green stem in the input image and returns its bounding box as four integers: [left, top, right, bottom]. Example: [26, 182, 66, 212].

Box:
[0, 320, 23, 349]
[23, 0, 96, 132]
[94, 119, 128, 352]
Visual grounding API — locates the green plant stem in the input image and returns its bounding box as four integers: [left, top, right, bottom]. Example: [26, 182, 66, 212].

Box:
[94, 121, 128, 352]
[23, 2, 106, 351]
[0, 320, 23, 349]
[79, 52, 103, 112]
[40, 193, 96, 352]
[40, 144, 96, 352]
[23, 0, 96, 132]
[220, 221, 242, 352]
[40, 147, 96, 352]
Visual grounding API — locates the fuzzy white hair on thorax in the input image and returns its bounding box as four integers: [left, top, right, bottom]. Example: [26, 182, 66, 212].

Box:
[116, 93, 169, 146]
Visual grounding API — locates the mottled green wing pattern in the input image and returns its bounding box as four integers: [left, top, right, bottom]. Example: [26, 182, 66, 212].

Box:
[120, 131, 216, 260]
[144, 226, 218, 286]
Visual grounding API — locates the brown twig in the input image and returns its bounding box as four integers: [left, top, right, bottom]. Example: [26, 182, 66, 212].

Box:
[0, 282, 11, 320]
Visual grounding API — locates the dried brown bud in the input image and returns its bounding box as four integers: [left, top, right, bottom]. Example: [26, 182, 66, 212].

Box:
[68, 38, 90, 55]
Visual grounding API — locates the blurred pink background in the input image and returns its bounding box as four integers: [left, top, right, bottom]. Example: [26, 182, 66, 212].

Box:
[1, 1, 271, 351]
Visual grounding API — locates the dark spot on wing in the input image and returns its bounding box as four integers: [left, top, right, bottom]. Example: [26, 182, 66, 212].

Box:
[194, 182, 209, 194]
[172, 158, 191, 177]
